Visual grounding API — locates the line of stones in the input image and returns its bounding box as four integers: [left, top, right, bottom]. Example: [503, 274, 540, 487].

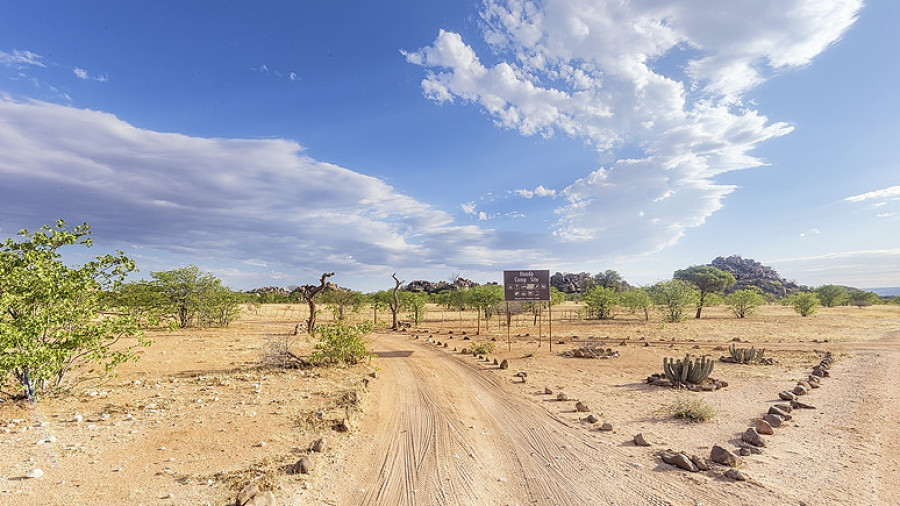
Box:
[660, 351, 834, 481]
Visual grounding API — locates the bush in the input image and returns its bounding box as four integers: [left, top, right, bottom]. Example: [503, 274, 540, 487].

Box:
[659, 396, 716, 422]
[0, 221, 149, 401]
[470, 340, 496, 355]
[725, 288, 766, 318]
[310, 320, 375, 366]
[792, 292, 820, 317]
[582, 286, 618, 320]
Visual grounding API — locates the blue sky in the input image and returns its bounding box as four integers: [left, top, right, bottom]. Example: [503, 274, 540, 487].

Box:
[1, 0, 897, 292]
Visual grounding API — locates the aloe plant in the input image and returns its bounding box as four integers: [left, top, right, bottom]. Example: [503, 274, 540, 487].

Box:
[663, 354, 714, 387]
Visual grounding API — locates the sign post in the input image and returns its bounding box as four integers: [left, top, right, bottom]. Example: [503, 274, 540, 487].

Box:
[503, 270, 551, 351]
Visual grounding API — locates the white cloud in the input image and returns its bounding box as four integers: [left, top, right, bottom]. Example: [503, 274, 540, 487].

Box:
[73, 67, 88, 79]
[845, 185, 900, 203]
[407, 0, 860, 255]
[460, 201, 477, 215]
[0, 49, 45, 68]
[515, 185, 557, 198]
[800, 228, 821, 238]
[0, 98, 550, 285]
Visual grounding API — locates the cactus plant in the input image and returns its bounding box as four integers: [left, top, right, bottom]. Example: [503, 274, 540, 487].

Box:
[663, 354, 714, 387]
[728, 343, 766, 364]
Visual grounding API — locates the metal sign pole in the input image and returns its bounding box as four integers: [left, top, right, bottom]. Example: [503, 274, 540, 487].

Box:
[549, 301, 553, 352]
[506, 302, 511, 351]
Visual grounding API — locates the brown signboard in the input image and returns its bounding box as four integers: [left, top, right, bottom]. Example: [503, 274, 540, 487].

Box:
[503, 270, 551, 301]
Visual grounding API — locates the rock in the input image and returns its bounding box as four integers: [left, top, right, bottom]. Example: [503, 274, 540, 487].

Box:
[244, 491, 277, 506]
[237, 484, 261, 505]
[739, 448, 751, 457]
[792, 384, 808, 396]
[806, 377, 821, 388]
[742, 428, 765, 447]
[742, 445, 762, 455]
[711, 445, 742, 467]
[691, 455, 710, 471]
[768, 406, 792, 421]
[556, 392, 569, 401]
[311, 438, 326, 453]
[296, 456, 314, 474]
[725, 468, 749, 481]
[499, 359, 509, 370]
[778, 391, 796, 401]
[598, 422, 613, 432]
[514, 371, 528, 383]
[26, 468, 43, 479]
[336, 419, 352, 432]
[369, 371, 378, 379]
[493, 358, 499, 365]
[585, 414, 600, 424]
[662, 453, 699, 472]
[773, 403, 793, 413]
[755, 419, 774, 435]
[791, 399, 817, 410]
[544, 387, 553, 395]
[762, 414, 784, 428]
[575, 401, 590, 413]
[633, 433, 652, 447]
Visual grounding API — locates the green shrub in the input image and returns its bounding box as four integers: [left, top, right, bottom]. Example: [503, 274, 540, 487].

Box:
[470, 340, 496, 355]
[310, 320, 375, 366]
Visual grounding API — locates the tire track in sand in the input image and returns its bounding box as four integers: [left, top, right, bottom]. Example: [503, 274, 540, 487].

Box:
[336, 333, 741, 506]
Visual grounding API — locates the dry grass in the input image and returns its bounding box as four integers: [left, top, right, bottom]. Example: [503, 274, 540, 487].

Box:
[658, 395, 717, 422]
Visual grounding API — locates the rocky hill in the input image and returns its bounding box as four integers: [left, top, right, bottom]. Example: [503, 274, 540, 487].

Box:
[709, 255, 805, 298]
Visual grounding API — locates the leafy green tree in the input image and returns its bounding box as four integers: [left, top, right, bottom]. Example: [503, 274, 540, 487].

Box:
[322, 289, 365, 321]
[649, 280, 698, 323]
[674, 265, 736, 318]
[368, 290, 392, 326]
[582, 286, 618, 320]
[847, 289, 879, 308]
[0, 221, 149, 401]
[105, 280, 167, 321]
[724, 288, 766, 318]
[815, 284, 848, 307]
[402, 292, 428, 326]
[792, 292, 820, 317]
[619, 288, 652, 320]
[150, 265, 241, 328]
[466, 284, 503, 335]
[592, 270, 631, 292]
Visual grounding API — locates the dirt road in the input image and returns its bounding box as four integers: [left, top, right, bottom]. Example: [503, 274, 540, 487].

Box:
[328, 334, 738, 506]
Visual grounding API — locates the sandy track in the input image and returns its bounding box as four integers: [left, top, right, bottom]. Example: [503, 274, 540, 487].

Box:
[333, 333, 737, 506]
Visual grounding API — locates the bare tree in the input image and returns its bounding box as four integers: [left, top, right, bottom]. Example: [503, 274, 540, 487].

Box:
[388, 273, 404, 331]
[293, 272, 334, 334]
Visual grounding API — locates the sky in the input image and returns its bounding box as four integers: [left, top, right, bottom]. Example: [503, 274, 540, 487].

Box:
[1, 0, 898, 293]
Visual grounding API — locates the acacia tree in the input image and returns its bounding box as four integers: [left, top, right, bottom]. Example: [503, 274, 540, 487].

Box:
[619, 288, 652, 320]
[582, 286, 618, 320]
[815, 284, 848, 307]
[0, 221, 149, 401]
[149, 266, 241, 328]
[293, 272, 334, 334]
[725, 288, 766, 318]
[649, 280, 698, 323]
[466, 284, 503, 335]
[674, 265, 736, 318]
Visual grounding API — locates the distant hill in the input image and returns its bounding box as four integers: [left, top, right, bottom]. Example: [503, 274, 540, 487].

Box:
[709, 255, 806, 299]
[865, 287, 900, 297]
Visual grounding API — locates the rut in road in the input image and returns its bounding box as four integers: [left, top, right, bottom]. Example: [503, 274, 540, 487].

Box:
[342, 333, 733, 506]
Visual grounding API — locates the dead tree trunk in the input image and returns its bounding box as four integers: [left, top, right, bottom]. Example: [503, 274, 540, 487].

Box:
[299, 272, 334, 335]
[388, 273, 404, 331]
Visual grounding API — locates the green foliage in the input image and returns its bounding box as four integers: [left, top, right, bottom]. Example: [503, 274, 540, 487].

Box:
[470, 340, 496, 355]
[592, 269, 631, 292]
[0, 220, 149, 401]
[465, 285, 503, 334]
[815, 284, 848, 307]
[649, 280, 698, 322]
[673, 265, 736, 318]
[402, 292, 429, 325]
[724, 288, 766, 318]
[149, 265, 241, 328]
[846, 289, 879, 308]
[619, 288, 652, 320]
[660, 396, 717, 422]
[792, 292, 820, 317]
[310, 320, 375, 366]
[663, 354, 714, 387]
[582, 286, 618, 320]
[322, 289, 365, 321]
[728, 343, 766, 364]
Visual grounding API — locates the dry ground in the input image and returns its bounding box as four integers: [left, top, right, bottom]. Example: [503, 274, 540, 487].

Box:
[1, 303, 898, 505]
